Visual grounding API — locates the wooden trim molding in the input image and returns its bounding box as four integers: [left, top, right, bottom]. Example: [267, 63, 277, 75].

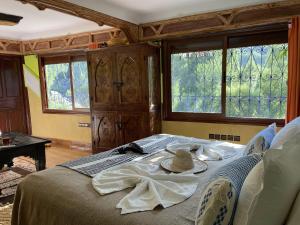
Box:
[2, 0, 299, 53]
[22, 28, 125, 55]
[0, 28, 123, 55]
[0, 39, 23, 55]
[140, 0, 300, 41]
[18, 0, 139, 43]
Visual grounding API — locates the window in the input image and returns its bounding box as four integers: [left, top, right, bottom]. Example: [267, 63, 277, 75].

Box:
[171, 50, 223, 113]
[164, 27, 288, 125]
[40, 53, 90, 113]
[226, 44, 288, 119]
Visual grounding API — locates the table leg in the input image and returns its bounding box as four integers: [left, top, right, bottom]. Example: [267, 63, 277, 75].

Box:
[7, 160, 14, 168]
[35, 145, 46, 171]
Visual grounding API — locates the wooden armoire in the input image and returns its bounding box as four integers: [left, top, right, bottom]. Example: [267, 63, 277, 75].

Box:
[88, 43, 161, 153]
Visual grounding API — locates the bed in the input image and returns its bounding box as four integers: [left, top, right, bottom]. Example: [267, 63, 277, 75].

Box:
[11, 134, 246, 225]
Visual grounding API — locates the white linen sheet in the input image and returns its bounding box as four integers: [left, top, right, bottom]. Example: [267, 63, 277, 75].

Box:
[92, 162, 199, 214]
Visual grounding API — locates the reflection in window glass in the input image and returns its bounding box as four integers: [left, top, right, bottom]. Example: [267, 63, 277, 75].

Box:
[45, 63, 72, 110]
[72, 61, 90, 108]
[171, 50, 223, 113]
[226, 44, 288, 119]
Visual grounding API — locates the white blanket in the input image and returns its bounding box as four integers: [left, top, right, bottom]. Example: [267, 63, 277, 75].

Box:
[92, 162, 199, 214]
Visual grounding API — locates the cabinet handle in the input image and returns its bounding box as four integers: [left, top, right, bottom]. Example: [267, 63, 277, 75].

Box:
[113, 81, 124, 90]
[115, 121, 123, 130]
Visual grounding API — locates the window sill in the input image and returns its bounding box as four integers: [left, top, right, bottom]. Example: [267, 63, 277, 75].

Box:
[42, 109, 90, 115]
[164, 112, 285, 127]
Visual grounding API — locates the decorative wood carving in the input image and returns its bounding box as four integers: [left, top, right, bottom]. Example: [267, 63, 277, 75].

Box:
[0, 39, 22, 55]
[18, 0, 139, 43]
[117, 54, 142, 104]
[22, 28, 124, 54]
[139, 0, 300, 41]
[93, 112, 118, 150]
[120, 112, 147, 144]
[92, 54, 114, 105]
[88, 44, 161, 153]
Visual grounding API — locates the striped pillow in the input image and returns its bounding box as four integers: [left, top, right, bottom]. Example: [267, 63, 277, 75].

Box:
[195, 154, 262, 225]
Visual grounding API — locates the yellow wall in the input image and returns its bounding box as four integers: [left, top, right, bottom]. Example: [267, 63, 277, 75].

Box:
[24, 55, 92, 143]
[162, 121, 266, 144]
[24, 54, 263, 145]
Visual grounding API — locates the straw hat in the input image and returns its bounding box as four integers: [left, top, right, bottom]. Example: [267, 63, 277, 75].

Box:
[161, 150, 208, 174]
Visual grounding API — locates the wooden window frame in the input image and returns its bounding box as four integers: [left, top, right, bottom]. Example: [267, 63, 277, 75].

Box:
[163, 24, 288, 126]
[39, 51, 90, 114]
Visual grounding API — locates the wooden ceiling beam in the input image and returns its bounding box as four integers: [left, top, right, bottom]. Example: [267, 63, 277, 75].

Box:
[18, 0, 139, 43]
[139, 0, 300, 41]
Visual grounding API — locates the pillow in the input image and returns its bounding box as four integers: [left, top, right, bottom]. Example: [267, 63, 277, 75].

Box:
[244, 123, 276, 155]
[195, 154, 262, 225]
[246, 135, 300, 225]
[195, 178, 236, 225]
[233, 161, 264, 225]
[270, 116, 300, 149]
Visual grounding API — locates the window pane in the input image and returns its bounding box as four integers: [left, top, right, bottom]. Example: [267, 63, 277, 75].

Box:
[45, 63, 72, 110]
[72, 61, 90, 109]
[226, 44, 288, 119]
[171, 50, 222, 113]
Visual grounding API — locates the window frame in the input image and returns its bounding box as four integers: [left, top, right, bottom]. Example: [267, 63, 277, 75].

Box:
[163, 24, 288, 126]
[39, 51, 90, 114]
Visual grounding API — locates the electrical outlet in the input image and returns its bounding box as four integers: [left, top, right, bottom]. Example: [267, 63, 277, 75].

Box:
[215, 134, 221, 140]
[234, 136, 240, 142]
[227, 135, 234, 141]
[78, 122, 91, 128]
[221, 135, 227, 140]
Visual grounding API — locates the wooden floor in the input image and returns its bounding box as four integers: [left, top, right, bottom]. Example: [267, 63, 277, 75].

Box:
[45, 145, 91, 168]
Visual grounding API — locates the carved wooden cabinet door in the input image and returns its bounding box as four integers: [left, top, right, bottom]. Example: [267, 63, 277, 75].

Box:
[116, 50, 143, 106]
[88, 52, 116, 107]
[119, 112, 148, 145]
[92, 112, 118, 152]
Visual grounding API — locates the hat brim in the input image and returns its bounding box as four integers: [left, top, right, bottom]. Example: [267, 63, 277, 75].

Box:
[161, 157, 208, 174]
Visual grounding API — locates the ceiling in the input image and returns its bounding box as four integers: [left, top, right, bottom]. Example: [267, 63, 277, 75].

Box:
[0, 0, 283, 41]
[66, 0, 282, 24]
[0, 0, 110, 40]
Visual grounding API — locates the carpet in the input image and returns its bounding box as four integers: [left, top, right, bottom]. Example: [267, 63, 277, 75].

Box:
[0, 157, 36, 204]
[0, 157, 36, 225]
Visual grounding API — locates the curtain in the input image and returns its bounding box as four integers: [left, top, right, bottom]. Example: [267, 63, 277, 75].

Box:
[286, 17, 300, 123]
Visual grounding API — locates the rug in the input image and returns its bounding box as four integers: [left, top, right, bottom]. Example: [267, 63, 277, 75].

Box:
[0, 157, 36, 204]
[0, 157, 35, 225]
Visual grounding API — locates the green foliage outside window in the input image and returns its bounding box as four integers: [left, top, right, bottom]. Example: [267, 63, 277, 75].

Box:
[45, 60, 89, 110]
[171, 43, 288, 119]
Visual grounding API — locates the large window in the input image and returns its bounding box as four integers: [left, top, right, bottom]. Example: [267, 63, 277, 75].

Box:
[164, 28, 288, 125]
[40, 53, 89, 113]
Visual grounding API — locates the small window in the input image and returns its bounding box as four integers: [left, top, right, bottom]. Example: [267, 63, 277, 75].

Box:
[40, 54, 89, 113]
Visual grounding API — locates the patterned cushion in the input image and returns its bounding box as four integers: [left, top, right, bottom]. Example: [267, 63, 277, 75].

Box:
[244, 123, 276, 155]
[195, 154, 263, 225]
[195, 178, 236, 225]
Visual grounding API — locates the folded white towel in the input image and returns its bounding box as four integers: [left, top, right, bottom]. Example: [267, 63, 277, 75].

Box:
[92, 162, 199, 214]
[196, 142, 239, 161]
